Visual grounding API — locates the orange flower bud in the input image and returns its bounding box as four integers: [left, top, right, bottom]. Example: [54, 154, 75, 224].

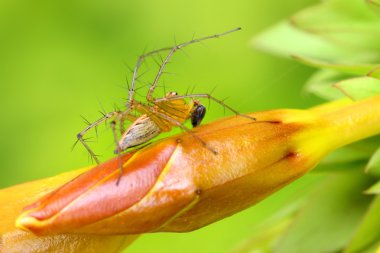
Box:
[16, 95, 380, 235]
[0, 168, 137, 251]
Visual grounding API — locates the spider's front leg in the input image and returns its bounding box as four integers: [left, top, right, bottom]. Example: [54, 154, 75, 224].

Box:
[76, 111, 118, 164]
[110, 119, 124, 185]
[146, 27, 242, 102]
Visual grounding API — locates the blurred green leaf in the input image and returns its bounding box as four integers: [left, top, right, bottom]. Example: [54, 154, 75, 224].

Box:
[253, 21, 352, 60]
[293, 55, 379, 75]
[230, 220, 290, 253]
[314, 160, 366, 173]
[365, 180, 380, 194]
[334, 76, 380, 100]
[344, 196, 380, 252]
[305, 81, 342, 101]
[366, 147, 380, 176]
[367, 0, 380, 16]
[322, 146, 373, 165]
[314, 144, 372, 173]
[303, 69, 346, 100]
[230, 201, 302, 253]
[291, 0, 380, 51]
[274, 172, 373, 253]
[368, 66, 380, 79]
[292, 0, 380, 30]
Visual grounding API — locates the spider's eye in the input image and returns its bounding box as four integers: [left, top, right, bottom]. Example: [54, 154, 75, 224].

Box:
[191, 104, 206, 127]
[166, 91, 178, 97]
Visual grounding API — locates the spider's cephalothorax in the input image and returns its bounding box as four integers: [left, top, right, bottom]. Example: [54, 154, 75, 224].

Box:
[75, 27, 256, 184]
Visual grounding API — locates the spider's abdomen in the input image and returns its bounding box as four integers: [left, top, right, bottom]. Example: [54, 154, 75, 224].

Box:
[117, 115, 161, 152]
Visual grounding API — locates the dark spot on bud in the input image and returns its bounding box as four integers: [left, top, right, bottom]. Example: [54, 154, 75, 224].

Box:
[285, 152, 299, 159]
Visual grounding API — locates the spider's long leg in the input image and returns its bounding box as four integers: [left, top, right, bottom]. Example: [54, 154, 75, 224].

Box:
[76, 111, 119, 164]
[148, 109, 218, 155]
[128, 47, 174, 107]
[146, 27, 241, 101]
[110, 120, 124, 185]
[119, 109, 138, 135]
[156, 93, 256, 121]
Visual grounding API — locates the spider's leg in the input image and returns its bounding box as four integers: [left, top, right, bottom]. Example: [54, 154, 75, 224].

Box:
[157, 93, 256, 121]
[148, 109, 218, 155]
[128, 47, 174, 107]
[76, 111, 118, 164]
[119, 109, 138, 135]
[110, 120, 124, 185]
[147, 27, 241, 101]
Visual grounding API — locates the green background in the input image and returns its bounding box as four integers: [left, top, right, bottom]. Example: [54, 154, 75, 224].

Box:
[0, 0, 322, 252]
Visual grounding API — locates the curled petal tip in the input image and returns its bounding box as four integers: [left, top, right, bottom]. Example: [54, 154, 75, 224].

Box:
[15, 215, 36, 232]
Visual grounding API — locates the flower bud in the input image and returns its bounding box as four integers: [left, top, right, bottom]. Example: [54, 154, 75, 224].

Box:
[16, 95, 380, 235]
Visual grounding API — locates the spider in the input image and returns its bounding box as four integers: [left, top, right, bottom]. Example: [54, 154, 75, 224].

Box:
[76, 27, 256, 178]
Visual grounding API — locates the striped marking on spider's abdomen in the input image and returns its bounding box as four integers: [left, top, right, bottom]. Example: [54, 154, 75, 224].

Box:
[118, 115, 161, 151]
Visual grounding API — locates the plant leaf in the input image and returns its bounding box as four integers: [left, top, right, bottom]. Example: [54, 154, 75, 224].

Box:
[322, 147, 372, 165]
[365, 180, 380, 194]
[365, 146, 380, 176]
[344, 196, 380, 252]
[367, 0, 380, 17]
[303, 69, 347, 100]
[293, 55, 380, 76]
[253, 21, 353, 60]
[274, 172, 373, 253]
[291, 0, 380, 52]
[334, 76, 380, 100]
[368, 66, 380, 79]
[230, 201, 302, 253]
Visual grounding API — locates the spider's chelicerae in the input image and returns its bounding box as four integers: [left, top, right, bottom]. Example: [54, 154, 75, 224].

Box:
[76, 27, 256, 182]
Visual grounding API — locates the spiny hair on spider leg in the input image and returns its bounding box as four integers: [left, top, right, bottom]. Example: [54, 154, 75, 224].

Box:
[157, 52, 164, 63]
[82, 136, 96, 143]
[209, 85, 218, 95]
[151, 55, 163, 68]
[80, 115, 92, 126]
[113, 82, 130, 92]
[112, 103, 121, 112]
[97, 98, 108, 116]
[88, 152, 101, 164]
[173, 33, 177, 47]
[190, 84, 197, 94]
[161, 71, 176, 76]
[135, 69, 151, 83]
[122, 59, 135, 74]
[134, 82, 153, 91]
[207, 86, 220, 109]
[71, 139, 80, 151]
[220, 96, 231, 115]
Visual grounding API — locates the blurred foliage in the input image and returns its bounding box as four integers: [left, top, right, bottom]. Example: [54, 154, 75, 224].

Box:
[0, 0, 321, 252]
[246, 0, 380, 252]
[6, 0, 380, 252]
